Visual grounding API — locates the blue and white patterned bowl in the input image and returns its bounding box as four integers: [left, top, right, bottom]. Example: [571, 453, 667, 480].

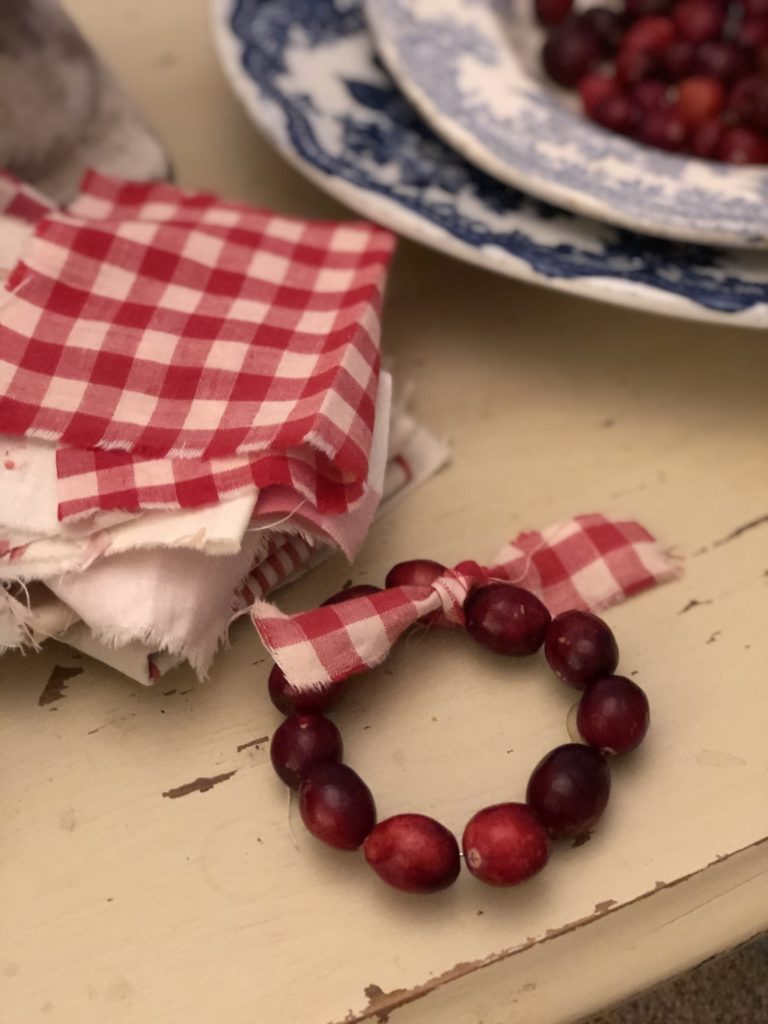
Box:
[365, 0, 768, 248]
[211, 0, 768, 327]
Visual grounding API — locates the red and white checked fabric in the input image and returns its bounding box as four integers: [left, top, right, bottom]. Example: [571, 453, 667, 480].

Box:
[0, 172, 54, 223]
[55, 441, 365, 520]
[251, 514, 682, 689]
[0, 172, 395, 517]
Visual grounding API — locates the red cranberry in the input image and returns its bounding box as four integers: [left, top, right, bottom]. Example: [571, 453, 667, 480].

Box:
[715, 124, 768, 162]
[464, 584, 551, 656]
[593, 93, 638, 132]
[661, 38, 697, 78]
[526, 744, 611, 839]
[535, 0, 574, 26]
[617, 45, 659, 81]
[729, 74, 768, 132]
[639, 107, 688, 148]
[633, 78, 671, 110]
[542, 22, 604, 86]
[544, 610, 619, 689]
[578, 71, 621, 116]
[690, 116, 725, 155]
[744, 0, 768, 16]
[735, 18, 768, 48]
[579, 7, 625, 52]
[268, 662, 347, 716]
[363, 814, 461, 893]
[695, 40, 753, 82]
[673, 0, 725, 43]
[462, 803, 550, 886]
[623, 15, 678, 52]
[385, 559, 446, 589]
[625, 0, 673, 16]
[270, 714, 343, 789]
[298, 762, 376, 850]
[322, 584, 382, 605]
[676, 75, 725, 124]
[576, 675, 650, 754]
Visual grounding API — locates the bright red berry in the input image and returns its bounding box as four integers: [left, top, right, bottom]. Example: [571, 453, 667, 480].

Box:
[364, 814, 461, 893]
[462, 803, 550, 886]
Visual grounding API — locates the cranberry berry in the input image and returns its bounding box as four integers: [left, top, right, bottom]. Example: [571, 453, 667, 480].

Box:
[464, 583, 551, 656]
[542, 22, 604, 86]
[385, 558, 446, 589]
[544, 609, 619, 689]
[576, 675, 651, 754]
[270, 714, 343, 789]
[268, 662, 347, 716]
[363, 814, 461, 893]
[462, 803, 550, 886]
[298, 762, 376, 850]
[526, 743, 611, 839]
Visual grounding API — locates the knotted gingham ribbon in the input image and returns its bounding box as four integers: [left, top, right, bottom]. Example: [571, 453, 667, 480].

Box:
[251, 514, 682, 690]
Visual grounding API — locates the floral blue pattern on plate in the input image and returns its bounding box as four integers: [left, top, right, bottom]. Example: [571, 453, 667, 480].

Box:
[211, 0, 768, 327]
[365, 0, 768, 248]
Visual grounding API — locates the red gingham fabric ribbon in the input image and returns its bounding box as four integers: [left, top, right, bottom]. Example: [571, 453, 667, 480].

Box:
[0, 172, 395, 520]
[251, 514, 682, 689]
[0, 173, 54, 222]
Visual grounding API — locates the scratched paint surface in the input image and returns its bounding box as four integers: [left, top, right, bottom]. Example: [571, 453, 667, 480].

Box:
[0, 1, 767, 1022]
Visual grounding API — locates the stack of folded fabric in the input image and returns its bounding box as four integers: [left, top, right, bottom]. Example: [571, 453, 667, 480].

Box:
[0, 171, 448, 683]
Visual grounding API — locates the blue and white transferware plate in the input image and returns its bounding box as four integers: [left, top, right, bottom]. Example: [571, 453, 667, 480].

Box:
[365, 0, 768, 248]
[212, 0, 768, 327]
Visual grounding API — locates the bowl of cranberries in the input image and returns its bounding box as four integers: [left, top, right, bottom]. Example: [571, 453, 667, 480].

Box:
[365, 0, 768, 246]
[540, 0, 768, 163]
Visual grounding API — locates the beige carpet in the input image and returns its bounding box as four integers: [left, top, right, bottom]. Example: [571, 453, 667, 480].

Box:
[585, 938, 768, 1024]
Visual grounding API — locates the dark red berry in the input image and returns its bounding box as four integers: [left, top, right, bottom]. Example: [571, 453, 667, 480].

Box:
[639, 108, 688, 148]
[579, 7, 624, 52]
[625, 0, 673, 16]
[695, 40, 753, 82]
[736, 18, 768, 49]
[542, 22, 604, 86]
[617, 44, 659, 81]
[744, 0, 768, 16]
[676, 74, 725, 124]
[576, 675, 651, 753]
[661, 38, 696, 78]
[729, 74, 768, 132]
[535, 0, 574, 26]
[623, 15, 678, 52]
[270, 714, 343, 789]
[673, 0, 725, 43]
[385, 559, 446, 589]
[322, 584, 382, 605]
[544, 610, 619, 689]
[593, 93, 637, 132]
[715, 124, 768, 161]
[633, 78, 671, 110]
[578, 71, 621, 116]
[298, 762, 376, 850]
[363, 814, 461, 893]
[526, 744, 611, 839]
[464, 583, 551, 656]
[462, 803, 550, 886]
[690, 116, 725, 155]
[268, 662, 347, 716]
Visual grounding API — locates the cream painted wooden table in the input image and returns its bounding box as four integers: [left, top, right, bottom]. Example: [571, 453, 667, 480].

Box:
[2, 3, 767, 1022]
